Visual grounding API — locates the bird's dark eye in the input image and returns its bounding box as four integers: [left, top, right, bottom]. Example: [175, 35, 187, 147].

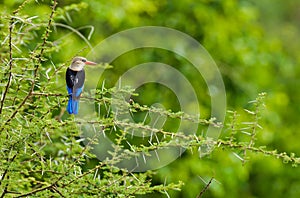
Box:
[82, 59, 86, 62]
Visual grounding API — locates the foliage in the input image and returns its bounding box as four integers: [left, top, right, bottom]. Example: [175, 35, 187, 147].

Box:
[1, 0, 300, 197]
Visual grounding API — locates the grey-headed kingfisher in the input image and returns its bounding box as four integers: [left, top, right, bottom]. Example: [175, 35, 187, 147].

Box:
[66, 57, 97, 114]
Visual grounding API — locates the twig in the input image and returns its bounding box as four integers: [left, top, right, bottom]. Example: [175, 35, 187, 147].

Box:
[31, 92, 65, 97]
[0, 0, 30, 114]
[0, 183, 9, 198]
[60, 163, 105, 188]
[51, 186, 65, 197]
[217, 139, 300, 165]
[0, 154, 17, 198]
[197, 177, 214, 198]
[0, 154, 17, 186]
[0, 18, 15, 115]
[16, 184, 53, 198]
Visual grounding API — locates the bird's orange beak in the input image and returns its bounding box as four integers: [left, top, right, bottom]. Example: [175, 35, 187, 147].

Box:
[85, 60, 97, 65]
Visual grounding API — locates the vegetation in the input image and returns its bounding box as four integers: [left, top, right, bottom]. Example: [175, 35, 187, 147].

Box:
[1, 0, 300, 197]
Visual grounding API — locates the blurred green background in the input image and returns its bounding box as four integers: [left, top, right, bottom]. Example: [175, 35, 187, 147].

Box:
[1, 0, 300, 197]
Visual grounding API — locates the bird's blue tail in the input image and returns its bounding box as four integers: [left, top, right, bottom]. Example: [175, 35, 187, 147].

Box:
[67, 86, 82, 115]
[67, 96, 79, 114]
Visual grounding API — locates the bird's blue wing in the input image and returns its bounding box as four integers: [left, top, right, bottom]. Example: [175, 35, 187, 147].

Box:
[74, 86, 83, 98]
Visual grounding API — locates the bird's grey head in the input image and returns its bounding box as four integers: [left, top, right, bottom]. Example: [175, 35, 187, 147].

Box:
[69, 56, 97, 71]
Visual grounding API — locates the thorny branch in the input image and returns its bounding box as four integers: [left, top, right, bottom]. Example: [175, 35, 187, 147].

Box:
[0, 0, 58, 130]
[0, 2, 299, 196]
[0, 0, 31, 114]
[16, 124, 99, 197]
[0, 18, 14, 115]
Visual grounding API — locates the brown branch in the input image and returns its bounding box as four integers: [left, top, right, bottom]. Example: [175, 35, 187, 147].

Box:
[0, 154, 18, 198]
[197, 177, 214, 198]
[16, 184, 53, 198]
[31, 92, 65, 97]
[0, 183, 9, 198]
[0, 154, 17, 186]
[0, 19, 14, 115]
[0, 0, 30, 115]
[2, 190, 20, 195]
[51, 186, 65, 197]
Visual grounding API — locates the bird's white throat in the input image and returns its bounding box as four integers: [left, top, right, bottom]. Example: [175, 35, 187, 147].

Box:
[69, 65, 83, 71]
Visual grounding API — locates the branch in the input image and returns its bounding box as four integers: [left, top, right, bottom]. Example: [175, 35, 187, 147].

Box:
[60, 163, 105, 188]
[0, 0, 31, 114]
[0, 18, 14, 115]
[0, 154, 17, 198]
[216, 140, 300, 165]
[16, 184, 53, 198]
[197, 177, 214, 198]
[31, 92, 65, 97]
[51, 186, 65, 197]
[0, 154, 17, 186]
[16, 125, 100, 197]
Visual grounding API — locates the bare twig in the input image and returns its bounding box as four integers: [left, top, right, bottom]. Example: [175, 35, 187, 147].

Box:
[0, 183, 9, 198]
[0, 154, 17, 186]
[0, 154, 17, 198]
[16, 184, 53, 198]
[51, 186, 65, 197]
[0, 18, 15, 115]
[0, 0, 30, 114]
[197, 177, 214, 198]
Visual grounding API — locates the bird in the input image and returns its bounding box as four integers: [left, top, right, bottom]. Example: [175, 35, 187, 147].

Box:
[66, 56, 97, 114]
